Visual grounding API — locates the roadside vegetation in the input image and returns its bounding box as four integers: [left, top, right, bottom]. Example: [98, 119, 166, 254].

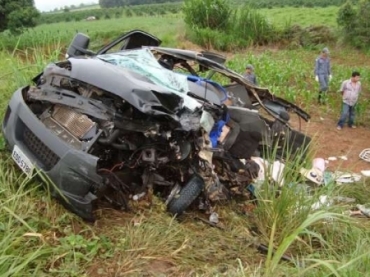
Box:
[1, 0, 370, 276]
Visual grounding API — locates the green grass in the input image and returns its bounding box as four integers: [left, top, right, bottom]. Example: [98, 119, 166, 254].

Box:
[227, 47, 370, 125]
[1, 13, 370, 275]
[0, 14, 184, 51]
[259, 6, 339, 28]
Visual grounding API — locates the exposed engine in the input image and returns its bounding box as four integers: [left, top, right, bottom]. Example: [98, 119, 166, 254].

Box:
[22, 61, 255, 216]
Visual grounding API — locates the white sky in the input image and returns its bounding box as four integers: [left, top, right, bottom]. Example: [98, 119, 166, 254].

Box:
[34, 0, 98, 12]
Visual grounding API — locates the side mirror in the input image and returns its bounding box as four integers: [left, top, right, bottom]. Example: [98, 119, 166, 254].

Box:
[66, 33, 96, 58]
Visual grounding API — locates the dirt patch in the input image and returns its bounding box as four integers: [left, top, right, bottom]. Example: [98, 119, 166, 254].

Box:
[144, 259, 176, 276]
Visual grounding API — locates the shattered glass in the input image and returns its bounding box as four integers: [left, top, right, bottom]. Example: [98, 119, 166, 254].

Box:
[97, 49, 201, 110]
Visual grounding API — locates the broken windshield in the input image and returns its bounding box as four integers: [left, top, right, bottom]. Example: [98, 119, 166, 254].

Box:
[97, 48, 202, 110]
[97, 49, 190, 94]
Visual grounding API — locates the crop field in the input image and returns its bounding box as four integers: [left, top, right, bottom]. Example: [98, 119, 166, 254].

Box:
[0, 15, 184, 51]
[0, 5, 342, 51]
[1, 4, 370, 276]
[260, 6, 339, 27]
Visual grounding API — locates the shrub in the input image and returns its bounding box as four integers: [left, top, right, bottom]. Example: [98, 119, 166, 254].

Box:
[337, 0, 370, 49]
[182, 0, 232, 30]
[232, 5, 277, 46]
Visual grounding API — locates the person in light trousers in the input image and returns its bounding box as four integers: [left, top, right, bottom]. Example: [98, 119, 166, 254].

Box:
[337, 71, 361, 130]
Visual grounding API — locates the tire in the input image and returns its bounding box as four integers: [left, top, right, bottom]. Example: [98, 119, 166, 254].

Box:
[168, 175, 205, 216]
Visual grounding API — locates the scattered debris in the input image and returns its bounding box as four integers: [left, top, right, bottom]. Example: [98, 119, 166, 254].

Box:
[311, 195, 331, 210]
[339, 156, 348, 161]
[209, 212, 219, 224]
[328, 157, 337, 161]
[335, 172, 362, 184]
[250, 157, 286, 187]
[361, 170, 370, 177]
[359, 148, 370, 162]
[345, 205, 370, 218]
[194, 216, 225, 230]
[133, 192, 146, 201]
[356, 205, 370, 217]
[300, 167, 324, 185]
[332, 196, 356, 204]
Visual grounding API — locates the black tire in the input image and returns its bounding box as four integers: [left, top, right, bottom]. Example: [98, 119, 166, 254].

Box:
[168, 175, 205, 216]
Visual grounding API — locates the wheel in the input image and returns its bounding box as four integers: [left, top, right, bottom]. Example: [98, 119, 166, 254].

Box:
[168, 175, 205, 216]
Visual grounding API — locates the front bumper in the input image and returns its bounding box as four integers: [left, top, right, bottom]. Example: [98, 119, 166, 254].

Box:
[2, 87, 103, 221]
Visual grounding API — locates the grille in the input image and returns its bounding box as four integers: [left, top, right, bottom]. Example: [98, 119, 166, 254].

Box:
[23, 127, 60, 171]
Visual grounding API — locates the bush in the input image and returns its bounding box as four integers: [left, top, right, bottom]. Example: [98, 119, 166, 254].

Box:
[182, 0, 232, 30]
[184, 3, 277, 50]
[232, 5, 277, 46]
[337, 0, 370, 49]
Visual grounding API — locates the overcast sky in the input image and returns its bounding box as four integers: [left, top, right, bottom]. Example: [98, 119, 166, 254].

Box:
[34, 0, 98, 12]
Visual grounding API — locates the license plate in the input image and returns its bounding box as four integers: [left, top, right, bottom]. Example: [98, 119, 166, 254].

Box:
[12, 145, 34, 178]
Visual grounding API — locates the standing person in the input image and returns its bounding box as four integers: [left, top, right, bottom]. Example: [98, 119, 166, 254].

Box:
[314, 47, 332, 104]
[243, 64, 258, 86]
[336, 71, 361, 130]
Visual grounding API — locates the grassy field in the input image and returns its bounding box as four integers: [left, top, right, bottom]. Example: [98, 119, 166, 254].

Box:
[0, 5, 341, 51]
[0, 15, 184, 51]
[259, 6, 339, 28]
[1, 8, 370, 276]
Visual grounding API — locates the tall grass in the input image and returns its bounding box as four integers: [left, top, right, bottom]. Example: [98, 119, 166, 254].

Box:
[185, 4, 277, 50]
[0, 15, 184, 51]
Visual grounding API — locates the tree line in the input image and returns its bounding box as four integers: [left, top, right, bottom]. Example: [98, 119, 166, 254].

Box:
[38, 3, 181, 25]
[98, 0, 182, 8]
[232, 0, 357, 8]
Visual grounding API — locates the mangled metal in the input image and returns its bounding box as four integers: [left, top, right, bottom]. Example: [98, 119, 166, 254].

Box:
[2, 30, 312, 221]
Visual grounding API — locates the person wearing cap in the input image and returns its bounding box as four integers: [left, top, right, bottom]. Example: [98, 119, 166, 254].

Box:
[336, 71, 361, 130]
[314, 47, 332, 104]
[243, 64, 258, 86]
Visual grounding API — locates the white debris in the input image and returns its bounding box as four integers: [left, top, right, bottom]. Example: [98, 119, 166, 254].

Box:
[311, 195, 332, 210]
[335, 172, 362, 184]
[361, 170, 370, 177]
[313, 158, 326, 172]
[133, 192, 146, 201]
[328, 157, 337, 161]
[300, 167, 324, 185]
[359, 148, 370, 162]
[339, 156, 348, 161]
[209, 212, 219, 224]
[250, 157, 286, 187]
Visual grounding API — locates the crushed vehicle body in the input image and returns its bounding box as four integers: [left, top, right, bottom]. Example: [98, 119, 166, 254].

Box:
[2, 30, 311, 221]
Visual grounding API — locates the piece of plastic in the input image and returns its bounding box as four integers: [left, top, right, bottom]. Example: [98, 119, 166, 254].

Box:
[361, 170, 370, 177]
[209, 212, 219, 224]
[335, 172, 362, 184]
[250, 157, 285, 187]
[300, 167, 324, 185]
[359, 148, 370, 162]
[313, 157, 326, 173]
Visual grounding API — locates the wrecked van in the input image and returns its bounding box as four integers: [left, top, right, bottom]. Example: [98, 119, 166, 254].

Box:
[2, 30, 311, 221]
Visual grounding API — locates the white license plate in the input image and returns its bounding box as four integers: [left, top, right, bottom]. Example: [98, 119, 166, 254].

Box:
[12, 145, 34, 178]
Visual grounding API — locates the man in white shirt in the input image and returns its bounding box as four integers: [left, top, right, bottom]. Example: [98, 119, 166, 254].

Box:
[336, 71, 361, 130]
